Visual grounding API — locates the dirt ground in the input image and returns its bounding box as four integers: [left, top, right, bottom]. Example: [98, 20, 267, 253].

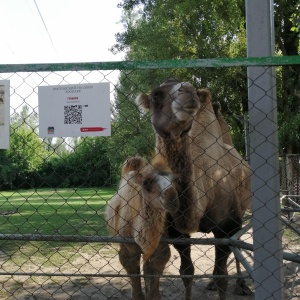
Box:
[2, 234, 254, 300]
[2, 228, 299, 300]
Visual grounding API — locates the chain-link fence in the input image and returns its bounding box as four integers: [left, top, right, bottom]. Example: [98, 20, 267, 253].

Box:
[280, 154, 300, 223]
[0, 57, 299, 299]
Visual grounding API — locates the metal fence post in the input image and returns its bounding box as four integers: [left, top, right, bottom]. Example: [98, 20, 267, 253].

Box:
[246, 0, 284, 299]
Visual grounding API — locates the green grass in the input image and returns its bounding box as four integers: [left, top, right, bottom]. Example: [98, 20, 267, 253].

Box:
[0, 187, 116, 236]
[0, 187, 117, 259]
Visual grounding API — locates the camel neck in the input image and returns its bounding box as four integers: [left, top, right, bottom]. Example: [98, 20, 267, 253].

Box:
[156, 134, 198, 233]
[156, 134, 192, 178]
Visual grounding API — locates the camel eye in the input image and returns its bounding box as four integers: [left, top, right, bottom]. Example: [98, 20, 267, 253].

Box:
[152, 95, 159, 102]
[151, 95, 159, 106]
[151, 91, 161, 102]
[150, 90, 164, 108]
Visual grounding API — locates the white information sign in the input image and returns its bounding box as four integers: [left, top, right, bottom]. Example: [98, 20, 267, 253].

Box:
[38, 83, 111, 137]
[0, 80, 10, 149]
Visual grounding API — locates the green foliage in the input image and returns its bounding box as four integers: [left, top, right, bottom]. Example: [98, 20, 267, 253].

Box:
[36, 137, 113, 189]
[116, 0, 244, 60]
[109, 72, 156, 170]
[0, 106, 48, 189]
[274, 0, 300, 152]
[112, 0, 249, 154]
[1, 1, 299, 190]
[67, 137, 112, 187]
[0, 106, 114, 190]
[278, 91, 300, 153]
[113, 0, 299, 156]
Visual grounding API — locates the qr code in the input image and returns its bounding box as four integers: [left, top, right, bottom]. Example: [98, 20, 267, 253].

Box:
[64, 105, 82, 124]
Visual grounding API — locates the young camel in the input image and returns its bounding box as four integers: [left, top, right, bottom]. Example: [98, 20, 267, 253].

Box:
[136, 79, 251, 300]
[105, 156, 179, 300]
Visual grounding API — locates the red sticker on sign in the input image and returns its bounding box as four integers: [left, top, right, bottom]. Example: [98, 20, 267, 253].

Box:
[80, 127, 106, 132]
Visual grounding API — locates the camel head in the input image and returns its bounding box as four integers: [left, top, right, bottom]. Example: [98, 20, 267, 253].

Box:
[136, 79, 201, 137]
[126, 157, 179, 213]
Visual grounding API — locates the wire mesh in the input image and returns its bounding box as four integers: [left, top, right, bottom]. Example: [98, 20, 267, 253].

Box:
[0, 59, 299, 299]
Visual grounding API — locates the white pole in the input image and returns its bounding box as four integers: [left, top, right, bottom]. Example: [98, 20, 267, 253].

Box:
[246, 0, 284, 299]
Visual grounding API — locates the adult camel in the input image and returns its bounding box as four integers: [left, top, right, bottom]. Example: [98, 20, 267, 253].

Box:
[136, 79, 251, 300]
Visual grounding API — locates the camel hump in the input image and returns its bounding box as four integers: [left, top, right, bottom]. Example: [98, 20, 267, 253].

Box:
[197, 88, 212, 105]
[121, 156, 147, 176]
[212, 101, 221, 117]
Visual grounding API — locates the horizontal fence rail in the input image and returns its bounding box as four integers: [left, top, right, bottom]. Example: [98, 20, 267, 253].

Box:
[0, 234, 298, 264]
[0, 56, 299, 73]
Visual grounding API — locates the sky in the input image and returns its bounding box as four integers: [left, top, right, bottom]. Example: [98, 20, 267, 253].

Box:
[0, 0, 125, 64]
[0, 0, 126, 113]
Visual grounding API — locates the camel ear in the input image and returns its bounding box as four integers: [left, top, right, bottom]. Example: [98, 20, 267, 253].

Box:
[127, 171, 143, 187]
[197, 89, 211, 105]
[136, 93, 150, 111]
[122, 157, 146, 176]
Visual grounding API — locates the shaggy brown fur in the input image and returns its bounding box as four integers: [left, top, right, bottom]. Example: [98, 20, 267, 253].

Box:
[136, 80, 251, 300]
[105, 156, 179, 300]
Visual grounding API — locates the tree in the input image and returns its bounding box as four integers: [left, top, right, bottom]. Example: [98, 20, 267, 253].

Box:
[67, 137, 112, 187]
[109, 73, 156, 169]
[112, 0, 248, 154]
[274, 0, 300, 195]
[0, 105, 48, 189]
[115, 0, 244, 60]
[275, 0, 300, 154]
[111, 0, 299, 158]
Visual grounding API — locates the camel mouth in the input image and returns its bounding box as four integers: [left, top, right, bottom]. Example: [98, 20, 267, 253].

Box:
[173, 104, 198, 113]
[172, 98, 200, 118]
[177, 106, 199, 118]
[182, 107, 197, 114]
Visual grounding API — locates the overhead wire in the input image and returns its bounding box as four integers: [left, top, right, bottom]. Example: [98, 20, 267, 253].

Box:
[33, 0, 61, 61]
